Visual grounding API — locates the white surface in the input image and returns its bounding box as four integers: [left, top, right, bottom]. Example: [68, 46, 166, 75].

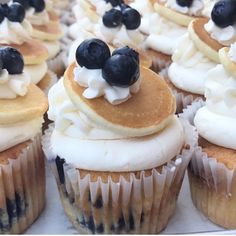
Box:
[25, 164, 235, 234]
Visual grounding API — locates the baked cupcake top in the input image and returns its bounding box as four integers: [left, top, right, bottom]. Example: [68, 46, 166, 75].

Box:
[0, 47, 48, 152]
[194, 42, 236, 150]
[48, 39, 185, 171]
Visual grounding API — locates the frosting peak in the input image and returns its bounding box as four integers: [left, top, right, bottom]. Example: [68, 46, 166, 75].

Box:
[26, 7, 50, 26]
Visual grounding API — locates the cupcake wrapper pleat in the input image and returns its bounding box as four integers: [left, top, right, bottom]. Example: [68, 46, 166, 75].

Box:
[182, 101, 236, 229]
[43, 118, 197, 234]
[0, 134, 45, 234]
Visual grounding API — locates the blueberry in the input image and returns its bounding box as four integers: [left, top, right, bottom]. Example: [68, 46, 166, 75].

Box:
[76, 39, 111, 69]
[0, 57, 3, 71]
[29, 0, 45, 12]
[120, 3, 131, 12]
[0, 4, 10, 17]
[7, 3, 25, 23]
[13, 0, 30, 10]
[103, 9, 123, 28]
[102, 54, 139, 87]
[0, 47, 24, 74]
[0, 7, 4, 23]
[176, 0, 193, 7]
[112, 46, 139, 64]
[105, 0, 123, 7]
[211, 0, 236, 28]
[122, 8, 141, 30]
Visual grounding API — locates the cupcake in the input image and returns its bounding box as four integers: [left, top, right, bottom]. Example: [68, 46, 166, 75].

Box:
[183, 42, 236, 229]
[0, 47, 48, 233]
[167, 0, 236, 112]
[0, 2, 57, 93]
[43, 38, 196, 234]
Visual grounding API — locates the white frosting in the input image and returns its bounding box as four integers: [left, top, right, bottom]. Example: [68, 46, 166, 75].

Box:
[130, 0, 154, 16]
[194, 64, 236, 149]
[94, 20, 145, 48]
[160, 0, 204, 16]
[202, 0, 217, 17]
[168, 33, 216, 94]
[0, 18, 32, 45]
[143, 13, 187, 55]
[229, 43, 236, 63]
[204, 19, 236, 46]
[0, 70, 30, 99]
[69, 19, 94, 39]
[26, 7, 50, 26]
[50, 116, 184, 171]
[88, 0, 112, 16]
[24, 62, 48, 85]
[42, 40, 60, 59]
[0, 117, 43, 152]
[74, 67, 141, 105]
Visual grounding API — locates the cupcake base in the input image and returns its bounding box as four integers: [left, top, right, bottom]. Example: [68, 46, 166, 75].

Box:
[0, 134, 45, 234]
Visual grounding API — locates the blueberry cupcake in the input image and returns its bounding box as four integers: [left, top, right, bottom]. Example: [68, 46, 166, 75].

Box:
[0, 47, 48, 233]
[167, 0, 236, 112]
[43, 39, 196, 234]
[0, 2, 57, 93]
[181, 42, 236, 229]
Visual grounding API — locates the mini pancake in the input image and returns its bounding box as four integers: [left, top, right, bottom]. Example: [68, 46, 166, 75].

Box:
[188, 18, 224, 63]
[37, 72, 55, 91]
[0, 83, 48, 125]
[0, 39, 49, 65]
[48, 10, 60, 22]
[154, 0, 198, 27]
[31, 22, 63, 41]
[219, 47, 236, 78]
[64, 63, 176, 137]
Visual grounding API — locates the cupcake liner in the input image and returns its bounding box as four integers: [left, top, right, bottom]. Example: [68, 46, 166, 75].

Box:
[42, 117, 197, 234]
[160, 69, 205, 114]
[181, 101, 236, 229]
[0, 134, 45, 234]
[47, 50, 66, 77]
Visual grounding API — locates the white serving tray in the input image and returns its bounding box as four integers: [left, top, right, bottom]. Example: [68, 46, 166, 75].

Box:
[25, 164, 235, 235]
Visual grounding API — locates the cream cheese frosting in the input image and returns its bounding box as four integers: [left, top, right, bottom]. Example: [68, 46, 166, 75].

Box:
[48, 79, 184, 171]
[26, 7, 50, 26]
[74, 66, 141, 105]
[229, 43, 236, 63]
[0, 18, 32, 45]
[0, 117, 43, 152]
[0, 70, 30, 99]
[160, 0, 204, 16]
[168, 33, 216, 94]
[204, 19, 236, 46]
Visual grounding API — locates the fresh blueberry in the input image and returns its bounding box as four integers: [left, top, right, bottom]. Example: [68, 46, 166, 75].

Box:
[122, 8, 141, 30]
[0, 47, 24, 74]
[76, 39, 111, 69]
[0, 57, 3, 71]
[176, 0, 193, 7]
[112, 46, 139, 64]
[29, 0, 45, 12]
[102, 54, 139, 87]
[0, 7, 4, 23]
[13, 0, 30, 10]
[103, 9, 123, 28]
[105, 0, 123, 7]
[211, 0, 236, 28]
[7, 3, 25, 23]
[0, 4, 10, 17]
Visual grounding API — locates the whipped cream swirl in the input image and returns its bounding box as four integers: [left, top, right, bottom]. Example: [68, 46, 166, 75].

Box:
[204, 19, 236, 46]
[0, 70, 30, 99]
[229, 43, 236, 63]
[88, 0, 112, 16]
[160, 0, 204, 16]
[26, 7, 50, 26]
[74, 66, 141, 105]
[0, 18, 32, 45]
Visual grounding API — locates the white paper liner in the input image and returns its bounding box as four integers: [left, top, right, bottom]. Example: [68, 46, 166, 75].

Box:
[42, 117, 197, 234]
[0, 134, 45, 234]
[181, 101, 236, 229]
[160, 68, 205, 114]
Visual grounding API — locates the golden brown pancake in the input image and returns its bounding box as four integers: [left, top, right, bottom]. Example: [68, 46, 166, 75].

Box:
[0, 39, 49, 65]
[0, 83, 48, 125]
[64, 63, 176, 137]
[37, 72, 54, 91]
[48, 10, 60, 22]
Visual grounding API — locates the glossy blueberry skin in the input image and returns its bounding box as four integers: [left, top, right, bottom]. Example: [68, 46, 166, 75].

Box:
[0, 7, 4, 23]
[102, 54, 140, 87]
[176, 0, 193, 7]
[122, 7, 141, 30]
[211, 0, 236, 28]
[112, 46, 139, 64]
[0, 47, 24, 75]
[0, 4, 10, 17]
[7, 3, 25, 23]
[13, 0, 30, 10]
[29, 0, 45, 12]
[105, 0, 123, 7]
[76, 39, 111, 69]
[103, 8, 123, 28]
